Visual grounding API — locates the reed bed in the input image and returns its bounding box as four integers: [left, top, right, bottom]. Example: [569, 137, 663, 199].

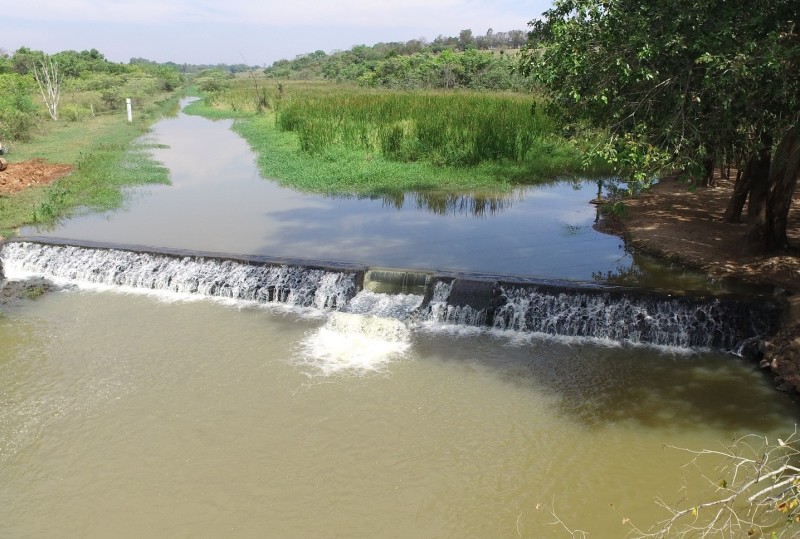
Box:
[189, 80, 608, 194]
[274, 88, 554, 167]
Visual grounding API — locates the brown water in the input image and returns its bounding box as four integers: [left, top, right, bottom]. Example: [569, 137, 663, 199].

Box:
[0, 288, 796, 537]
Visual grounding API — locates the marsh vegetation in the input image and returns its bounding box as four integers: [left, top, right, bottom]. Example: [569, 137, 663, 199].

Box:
[188, 79, 610, 196]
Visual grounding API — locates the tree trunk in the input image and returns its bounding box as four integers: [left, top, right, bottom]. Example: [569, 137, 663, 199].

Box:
[765, 125, 800, 250]
[723, 156, 755, 223]
[747, 136, 773, 220]
[704, 156, 714, 186]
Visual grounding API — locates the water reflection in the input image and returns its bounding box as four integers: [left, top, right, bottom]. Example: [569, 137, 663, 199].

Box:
[592, 247, 771, 294]
[379, 190, 524, 217]
[17, 101, 735, 290]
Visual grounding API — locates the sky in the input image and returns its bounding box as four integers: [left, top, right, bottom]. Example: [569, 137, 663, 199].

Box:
[4, 0, 552, 67]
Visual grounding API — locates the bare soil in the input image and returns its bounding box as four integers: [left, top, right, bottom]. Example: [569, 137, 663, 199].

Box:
[0, 158, 73, 197]
[597, 172, 800, 394]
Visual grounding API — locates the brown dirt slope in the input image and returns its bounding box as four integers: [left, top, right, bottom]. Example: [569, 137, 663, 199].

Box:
[601, 172, 800, 393]
[0, 159, 73, 196]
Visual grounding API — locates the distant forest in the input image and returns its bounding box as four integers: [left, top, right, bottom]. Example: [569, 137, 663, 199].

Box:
[262, 28, 531, 91]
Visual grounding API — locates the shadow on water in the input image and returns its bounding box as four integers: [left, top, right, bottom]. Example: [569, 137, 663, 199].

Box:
[421, 334, 798, 433]
[316, 189, 524, 218]
[536, 350, 797, 432]
[592, 248, 773, 295]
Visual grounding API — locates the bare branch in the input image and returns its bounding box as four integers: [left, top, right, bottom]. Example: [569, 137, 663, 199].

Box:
[631, 429, 800, 538]
[32, 56, 62, 121]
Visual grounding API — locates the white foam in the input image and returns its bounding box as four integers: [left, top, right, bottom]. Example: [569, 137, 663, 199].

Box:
[297, 312, 412, 376]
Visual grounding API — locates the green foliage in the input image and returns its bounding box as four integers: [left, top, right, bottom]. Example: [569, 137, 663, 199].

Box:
[272, 87, 559, 167]
[0, 73, 38, 141]
[0, 46, 184, 146]
[185, 82, 606, 196]
[265, 30, 530, 90]
[21, 283, 48, 300]
[195, 69, 233, 93]
[31, 184, 70, 223]
[0, 94, 178, 236]
[519, 0, 800, 184]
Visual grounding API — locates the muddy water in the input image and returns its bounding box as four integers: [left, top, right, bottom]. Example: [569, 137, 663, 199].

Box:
[2, 101, 798, 537]
[0, 289, 796, 538]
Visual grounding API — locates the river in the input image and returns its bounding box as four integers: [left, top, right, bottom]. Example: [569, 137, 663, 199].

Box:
[0, 100, 796, 537]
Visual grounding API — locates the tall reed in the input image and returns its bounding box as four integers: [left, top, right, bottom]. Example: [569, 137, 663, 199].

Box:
[272, 86, 555, 167]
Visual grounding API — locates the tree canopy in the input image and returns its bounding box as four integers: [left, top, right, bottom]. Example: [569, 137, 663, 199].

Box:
[264, 29, 529, 90]
[520, 0, 800, 249]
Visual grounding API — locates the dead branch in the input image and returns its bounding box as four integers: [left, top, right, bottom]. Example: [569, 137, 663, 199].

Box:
[32, 56, 62, 121]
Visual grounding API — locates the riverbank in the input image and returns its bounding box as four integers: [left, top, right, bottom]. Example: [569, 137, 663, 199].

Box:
[598, 173, 800, 393]
[0, 94, 180, 239]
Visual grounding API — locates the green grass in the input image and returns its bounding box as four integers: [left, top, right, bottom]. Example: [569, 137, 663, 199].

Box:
[186, 81, 610, 196]
[0, 95, 179, 237]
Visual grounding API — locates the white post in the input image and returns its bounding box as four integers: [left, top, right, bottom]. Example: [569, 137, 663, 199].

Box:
[126, 98, 132, 123]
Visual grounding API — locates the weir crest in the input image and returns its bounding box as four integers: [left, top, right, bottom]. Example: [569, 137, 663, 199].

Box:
[0, 238, 784, 352]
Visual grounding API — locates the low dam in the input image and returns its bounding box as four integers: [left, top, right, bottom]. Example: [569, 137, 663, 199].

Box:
[0, 237, 784, 352]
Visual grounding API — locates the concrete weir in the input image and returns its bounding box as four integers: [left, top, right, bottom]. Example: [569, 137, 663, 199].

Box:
[0, 236, 787, 352]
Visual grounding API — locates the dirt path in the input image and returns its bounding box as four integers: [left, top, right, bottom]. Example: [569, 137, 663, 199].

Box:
[599, 173, 800, 393]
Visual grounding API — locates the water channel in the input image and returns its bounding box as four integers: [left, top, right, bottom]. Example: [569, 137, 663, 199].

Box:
[1, 100, 797, 537]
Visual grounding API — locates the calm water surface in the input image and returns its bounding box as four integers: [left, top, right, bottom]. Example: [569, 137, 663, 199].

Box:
[2, 102, 797, 537]
[24, 101, 630, 281]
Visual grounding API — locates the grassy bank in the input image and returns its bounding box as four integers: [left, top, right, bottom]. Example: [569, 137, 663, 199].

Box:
[0, 95, 180, 237]
[186, 80, 609, 196]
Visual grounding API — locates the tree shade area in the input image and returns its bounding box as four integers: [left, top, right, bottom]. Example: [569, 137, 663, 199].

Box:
[519, 0, 800, 250]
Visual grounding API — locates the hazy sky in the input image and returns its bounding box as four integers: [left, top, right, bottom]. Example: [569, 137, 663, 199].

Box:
[4, 0, 552, 66]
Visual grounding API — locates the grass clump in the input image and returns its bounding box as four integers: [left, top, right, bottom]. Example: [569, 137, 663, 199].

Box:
[21, 283, 48, 300]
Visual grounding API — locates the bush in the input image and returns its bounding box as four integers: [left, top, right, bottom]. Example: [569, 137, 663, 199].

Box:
[0, 73, 38, 141]
[60, 103, 83, 122]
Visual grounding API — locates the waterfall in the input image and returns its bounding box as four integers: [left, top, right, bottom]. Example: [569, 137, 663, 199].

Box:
[0, 239, 784, 352]
[0, 241, 358, 310]
[486, 283, 775, 350]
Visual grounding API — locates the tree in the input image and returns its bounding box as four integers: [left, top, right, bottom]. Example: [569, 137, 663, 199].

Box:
[32, 55, 62, 121]
[458, 29, 474, 51]
[519, 0, 800, 251]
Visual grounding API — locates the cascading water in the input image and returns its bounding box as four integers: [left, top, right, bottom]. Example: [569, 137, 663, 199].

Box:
[486, 283, 776, 350]
[0, 239, 784, 354]
[0, 241, 358, 310]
